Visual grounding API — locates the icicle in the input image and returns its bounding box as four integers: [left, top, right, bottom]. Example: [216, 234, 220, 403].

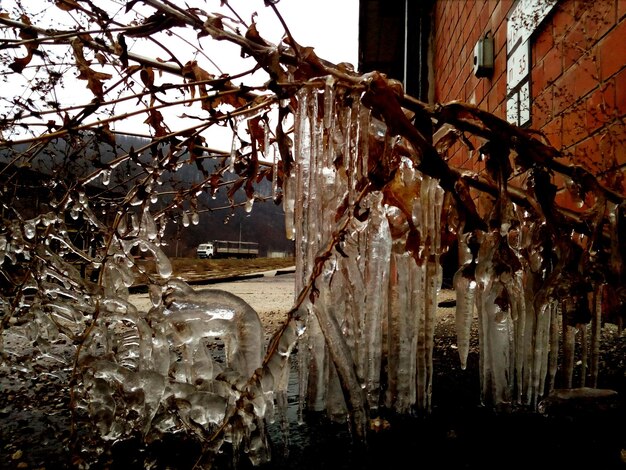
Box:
[589, 283, 603, 387]
[117, 212, 128, 236]
[356, 102, 370, 184]
[454, 272, 475, 369]
[130, 212, 140, 235]
[476, 232, 511, 406]
[508, 270, 526, 403]
[387, 250, 419, 413]
[579, 324, 588, 388]
[102, 168, 111, 186]
[24, 218, 37, 239]
[283, 169, 296, 240]
[323, 75, 335, 129]
[139, 207, 158, 241]
[0, 234, 6, 266]
[362, 195, 391, 409]
[547, 302, 559, 394]
[564, 176, 585, 208]
[415, 176, 444, 413]
[530, 300, 555, 406]
[229, 118, 240, 173]
[608, 202, 622, 276]
[299, 312, 327, 416]
[511, 217, 537, 403]
[285, 86, 317, 244]
[454, 230, 476, 369]
[562, 323, 576, 389]
[313, 265, 347, 424]
[313, 278, 369, 440]
[245, 197, 254, 213]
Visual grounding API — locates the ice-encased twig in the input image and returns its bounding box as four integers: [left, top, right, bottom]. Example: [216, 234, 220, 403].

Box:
[290, 81, 450, 429]
[453, 232, 476, 370]
[362, 198, 391, 409]
[563, 323, 576, 389]
[589, 283, 603, 387]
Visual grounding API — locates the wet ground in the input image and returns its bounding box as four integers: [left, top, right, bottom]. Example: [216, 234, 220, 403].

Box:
[2, 275, 626, 469]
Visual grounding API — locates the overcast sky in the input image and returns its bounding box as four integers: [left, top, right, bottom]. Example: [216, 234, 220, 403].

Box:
[197, 0, 360, 149]
[2, 0, 360, 147]
[251, 1, 359, 67]
[168, 1, 360, 88]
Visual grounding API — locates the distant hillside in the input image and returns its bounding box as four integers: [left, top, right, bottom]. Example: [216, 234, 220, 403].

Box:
[1, 132, 294, 258]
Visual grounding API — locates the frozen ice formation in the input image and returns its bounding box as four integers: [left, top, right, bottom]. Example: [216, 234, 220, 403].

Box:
[283, 79, 613, 439]
[0, 76, 620, 468]
[287, 84, 445, 440]
[74, 276, 275, 463]
[0, 206, 291, 466]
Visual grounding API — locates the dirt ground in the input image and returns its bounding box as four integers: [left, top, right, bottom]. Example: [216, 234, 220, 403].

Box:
[1, 267, 626, 469]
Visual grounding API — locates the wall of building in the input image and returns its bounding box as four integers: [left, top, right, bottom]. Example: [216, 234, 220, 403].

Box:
[358, 0, 435, 100]
[432, 0, 626, 211]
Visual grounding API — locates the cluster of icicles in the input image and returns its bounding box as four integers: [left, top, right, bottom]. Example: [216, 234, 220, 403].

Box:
[0, 78, 613, 467]
[284, 82, 446, 435]
[283, 79, 611, 433]
[0, 205, 300, 466]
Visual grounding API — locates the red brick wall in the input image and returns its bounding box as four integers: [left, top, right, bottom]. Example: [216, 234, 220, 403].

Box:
[432, 0, 626, 210]
[532, 0, 626, 206]
[433, 0, 512, 214]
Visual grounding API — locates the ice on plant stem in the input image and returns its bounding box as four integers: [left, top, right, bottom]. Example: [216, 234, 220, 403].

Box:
[67, 277, 271, 460]
[158, 282, 265, 379]
[229, 118, 240, 173]
[291, 82, 445, 426]
[453, 232, 476, 370]
[0, 62, 617, 470]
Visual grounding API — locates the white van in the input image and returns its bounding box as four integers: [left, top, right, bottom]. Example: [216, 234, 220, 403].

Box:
[196, 242, 214, 258]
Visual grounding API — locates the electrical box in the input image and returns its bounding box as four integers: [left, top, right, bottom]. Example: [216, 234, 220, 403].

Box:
[473, 34, 494, 78]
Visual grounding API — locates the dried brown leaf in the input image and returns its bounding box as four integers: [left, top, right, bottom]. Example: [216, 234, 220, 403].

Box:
[55, 0, 80, 11]
[144, 108, 168, 137]
[71, 38, 112, 99]
[9, 14, 38, 73]
[247, 117, 265, 152]
[95, 52, 107, 66]
[117, 34, 129, 69]
[227, 178, 245, 204]
[140, 67, 155, 89]
[94, 123, 116, 147]
[245, 21, 270, 46]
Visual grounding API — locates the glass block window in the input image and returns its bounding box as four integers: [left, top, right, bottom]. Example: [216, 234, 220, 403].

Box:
[506, 0, 557, 126]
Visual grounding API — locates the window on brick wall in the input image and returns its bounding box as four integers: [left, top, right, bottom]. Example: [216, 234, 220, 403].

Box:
[506, 0, 557, 126]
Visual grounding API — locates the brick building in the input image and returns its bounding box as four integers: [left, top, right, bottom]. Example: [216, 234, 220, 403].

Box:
[359, 0, 626, 212]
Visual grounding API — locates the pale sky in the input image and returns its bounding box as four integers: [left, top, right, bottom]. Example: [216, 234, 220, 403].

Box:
[247, 1, 359, 67]
[1, 0, 360, 148]
[197, 0, 360, 149]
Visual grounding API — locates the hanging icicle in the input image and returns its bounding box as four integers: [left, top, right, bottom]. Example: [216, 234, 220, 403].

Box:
[289, 79, 446, 431]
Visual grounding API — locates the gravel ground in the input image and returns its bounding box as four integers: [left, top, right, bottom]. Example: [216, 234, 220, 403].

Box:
[2, 270, 626, 469]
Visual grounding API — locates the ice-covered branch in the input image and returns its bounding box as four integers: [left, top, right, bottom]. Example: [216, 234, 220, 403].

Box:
[1, 1, 625, 467]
